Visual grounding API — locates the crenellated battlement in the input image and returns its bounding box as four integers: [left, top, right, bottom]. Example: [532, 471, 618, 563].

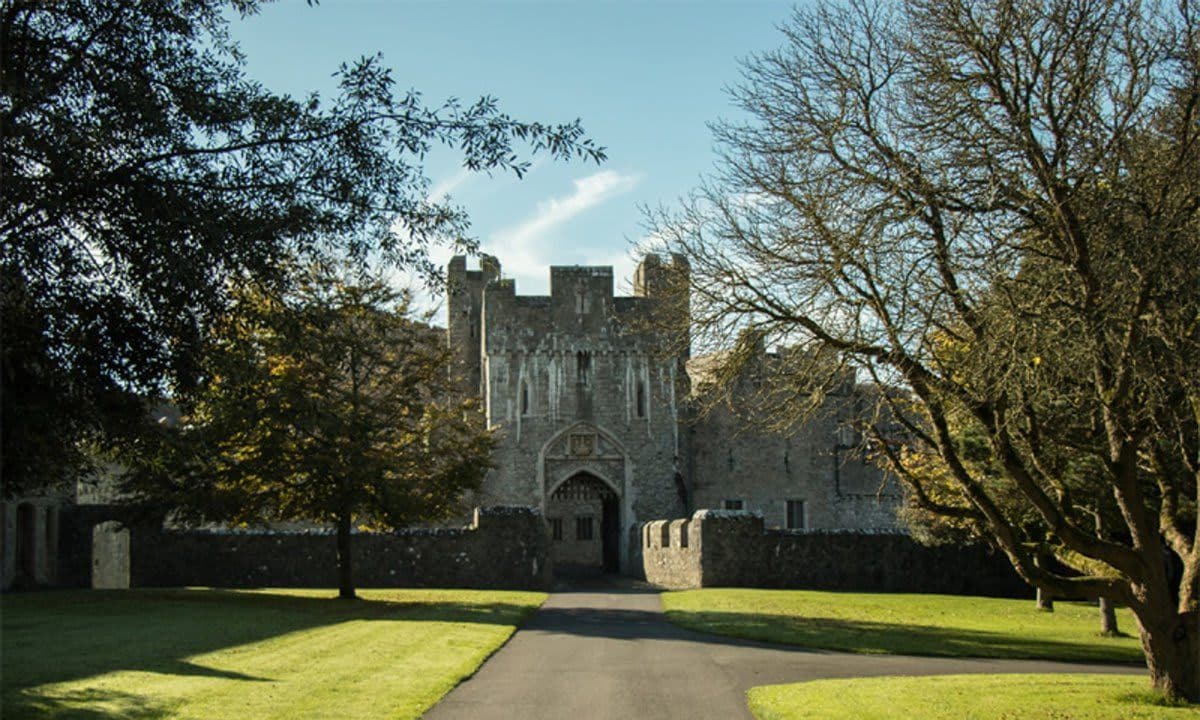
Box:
[447, 255, 688, 353]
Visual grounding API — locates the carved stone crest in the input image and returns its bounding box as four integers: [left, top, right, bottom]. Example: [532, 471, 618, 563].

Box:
[569, 433, 596, 457]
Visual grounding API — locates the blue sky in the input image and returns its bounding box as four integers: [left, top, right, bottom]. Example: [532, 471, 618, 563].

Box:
[232, 1, 797, 303]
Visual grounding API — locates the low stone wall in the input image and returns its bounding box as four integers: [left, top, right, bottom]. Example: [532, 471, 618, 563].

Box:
[58, 506, 552, 591]
[642, 510, 1029, 598]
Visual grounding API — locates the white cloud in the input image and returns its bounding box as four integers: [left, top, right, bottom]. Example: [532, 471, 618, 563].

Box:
[597, 249, 640, 296]
[494, 170, 639, 250]
[488, 170, 640, 290]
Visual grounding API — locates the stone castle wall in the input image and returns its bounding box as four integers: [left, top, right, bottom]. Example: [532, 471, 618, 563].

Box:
[447, 255, 906, 561]
[642, 510, 1029, 597]
[688, 390, 902, 532]
[56, 506, 552, 591]
[450, 256, 692, 573]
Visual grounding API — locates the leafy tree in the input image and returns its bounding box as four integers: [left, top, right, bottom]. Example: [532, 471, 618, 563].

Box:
[129, 264, 493, 599]
[645, 0, 1199, 701]
[0, 0, 602, 497]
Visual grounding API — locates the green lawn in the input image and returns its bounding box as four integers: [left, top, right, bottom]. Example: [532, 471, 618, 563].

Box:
[748, 674, 1199, 719]
[2, 587, 545, 719]
[662, 589, 1144, 663]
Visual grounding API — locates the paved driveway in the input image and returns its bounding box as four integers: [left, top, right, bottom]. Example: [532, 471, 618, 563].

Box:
[424, 578, 1141, 720]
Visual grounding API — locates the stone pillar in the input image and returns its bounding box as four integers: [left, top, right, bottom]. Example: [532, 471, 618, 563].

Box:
[0, 502, 15, 590]
[31, 504, 48, 584]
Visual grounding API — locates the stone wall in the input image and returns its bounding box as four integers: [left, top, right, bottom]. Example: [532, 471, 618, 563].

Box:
[55, 506, 552, 591]
[642, 510, 1029, 598]
[452, 255, 692, 573]
[688, 379, 904, 533]
[0, 497, 66, 590]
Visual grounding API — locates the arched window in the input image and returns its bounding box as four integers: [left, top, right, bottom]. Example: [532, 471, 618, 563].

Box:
[636, 381, 646, 418]
[520, 380, 530, 415]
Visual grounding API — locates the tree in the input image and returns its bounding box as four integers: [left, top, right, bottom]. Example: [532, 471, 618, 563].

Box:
[644, 0, 1199, 701]
[0, 0, 602, 497]
[128, 264, 493, 599]
[894, 408, 1125, 629]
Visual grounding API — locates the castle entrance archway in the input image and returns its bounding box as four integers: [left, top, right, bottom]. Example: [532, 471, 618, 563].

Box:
[547, 473, 620, 575]
[539, 421, 631, 574]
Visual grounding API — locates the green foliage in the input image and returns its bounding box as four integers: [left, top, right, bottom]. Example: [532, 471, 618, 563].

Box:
[747, 675, 1198, 720]
[1, 588, 545, 719]
[142, 265, 490, 521]
[663, 589, 1142, 664]
[123, 264, 494, 593]
[0, 0, 603, 496]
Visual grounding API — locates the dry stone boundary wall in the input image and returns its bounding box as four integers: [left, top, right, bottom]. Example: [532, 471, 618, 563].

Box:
[642, 510, 1029, 597]
[58, 505, 552, 591]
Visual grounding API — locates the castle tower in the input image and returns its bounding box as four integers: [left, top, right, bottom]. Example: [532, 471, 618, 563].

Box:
[446, 254, 500, 396]
[633, 253, 691, 360]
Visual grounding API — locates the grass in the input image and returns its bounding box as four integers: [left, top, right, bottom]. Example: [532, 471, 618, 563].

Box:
[662, 589, 1144, 663]
[747, 674, 1200, 719]
[1, 587, 545, 719]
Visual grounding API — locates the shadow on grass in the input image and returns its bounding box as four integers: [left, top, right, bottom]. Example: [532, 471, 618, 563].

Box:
[6, 688, 172, 720]
[663, 609, 1146, 665]
[1, 588, 539, 719]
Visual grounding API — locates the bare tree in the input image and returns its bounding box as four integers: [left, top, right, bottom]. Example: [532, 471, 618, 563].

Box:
[645, 0, 1199, 701]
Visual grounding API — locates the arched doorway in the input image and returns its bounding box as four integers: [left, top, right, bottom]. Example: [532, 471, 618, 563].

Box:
[546, 473, 620, 575]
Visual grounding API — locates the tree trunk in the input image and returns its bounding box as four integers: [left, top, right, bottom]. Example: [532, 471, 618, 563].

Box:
[1137, 611, 1199, 703]
[1036, 587, 1054, 612]
[336, 509, 356, 600]
[1099, 597, 1119, 636]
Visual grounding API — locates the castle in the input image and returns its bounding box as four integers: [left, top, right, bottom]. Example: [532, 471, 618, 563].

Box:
[0, 253, 903, 592]
[447, 254, 901, 574]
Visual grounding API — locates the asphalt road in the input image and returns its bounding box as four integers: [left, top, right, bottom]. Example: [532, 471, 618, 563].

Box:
[423, 577, 1142, 720]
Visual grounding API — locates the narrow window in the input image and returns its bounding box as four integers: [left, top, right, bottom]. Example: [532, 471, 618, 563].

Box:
[549, 517, 563, 541]
[520, 380, 530, 416]
[786, 500, 807, 530]
[576, 351, 591, 386]
[636, 381, 646, 418]
[723, 499, 744, 511]
[576, 516, 594, 541]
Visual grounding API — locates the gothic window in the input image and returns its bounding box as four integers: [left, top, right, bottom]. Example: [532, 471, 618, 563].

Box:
[520, 380, 530, 416]
[576, 351, 591, 386]
[576, 516, 594, 541]
[786, 500, 807, 530]
[574, 284, 590, 314]
[636, 381, 646, 418]
[549, 517, 563, 541]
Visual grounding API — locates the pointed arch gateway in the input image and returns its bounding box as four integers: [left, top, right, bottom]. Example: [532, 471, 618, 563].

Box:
[538, 422, 630, 574]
